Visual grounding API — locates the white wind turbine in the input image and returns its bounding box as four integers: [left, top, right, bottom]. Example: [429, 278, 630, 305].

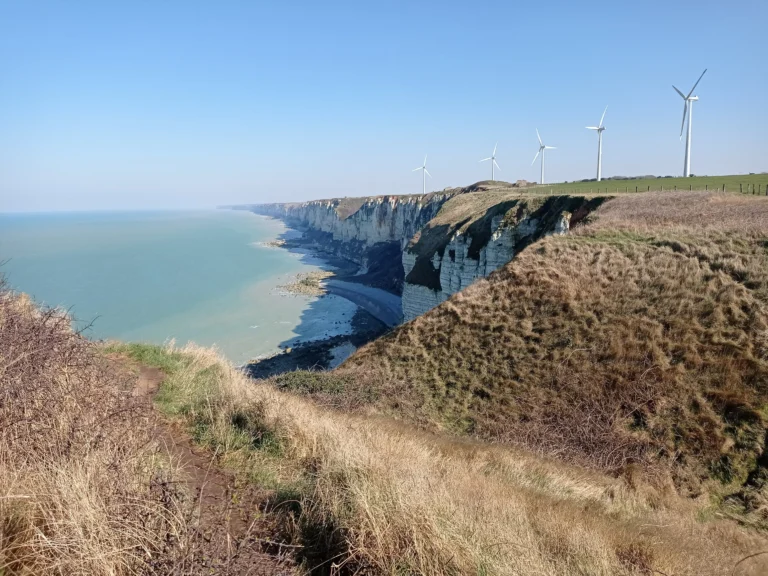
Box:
[586, 106, 608, 182]
[479, 143, 501, 181]
[412, 155, 432, 194]
[531, 129, 556, 184]
[673, 68, 707, 177]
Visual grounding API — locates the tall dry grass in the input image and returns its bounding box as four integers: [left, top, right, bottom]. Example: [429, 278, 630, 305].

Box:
[0, 283, 185, 575]
[339, 191, 768, 497]
[142, 342, 768, 576]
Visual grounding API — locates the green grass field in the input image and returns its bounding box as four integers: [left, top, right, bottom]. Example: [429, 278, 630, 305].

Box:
[519, 173, 768, 195]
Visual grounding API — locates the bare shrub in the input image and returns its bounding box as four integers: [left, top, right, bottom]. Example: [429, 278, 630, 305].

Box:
[0, 279, 184, 575]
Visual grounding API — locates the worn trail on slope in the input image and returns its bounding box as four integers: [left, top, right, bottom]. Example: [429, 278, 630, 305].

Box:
[135, 365, 297, 575]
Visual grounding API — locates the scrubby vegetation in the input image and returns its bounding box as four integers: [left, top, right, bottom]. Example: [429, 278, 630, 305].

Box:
[119, 341, 768, 575]
[339, 192, 768, 505]
[0, 283, 185, 575]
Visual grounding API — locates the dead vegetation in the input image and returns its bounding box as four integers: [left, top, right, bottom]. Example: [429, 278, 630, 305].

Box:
[0, 281, 185, 575]
[123, 342, 768, 575]
[338, 192, 768, 501]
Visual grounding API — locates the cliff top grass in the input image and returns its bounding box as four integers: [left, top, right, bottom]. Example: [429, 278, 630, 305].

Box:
[239, 174, 767, 218]
[335, 191, 768, 507]
[515, 173, 768, 195]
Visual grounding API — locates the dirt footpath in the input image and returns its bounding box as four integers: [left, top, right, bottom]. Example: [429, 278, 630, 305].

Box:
[136, 366, 298, 576]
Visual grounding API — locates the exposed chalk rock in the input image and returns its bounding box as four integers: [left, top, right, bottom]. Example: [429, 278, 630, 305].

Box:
[401, 210, 574, 321]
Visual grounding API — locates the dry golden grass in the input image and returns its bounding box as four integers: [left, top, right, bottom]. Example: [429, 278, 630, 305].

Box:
[132, 342, 768, 575]
[339, 192, 768, 498]
[0, 284, 185, 575]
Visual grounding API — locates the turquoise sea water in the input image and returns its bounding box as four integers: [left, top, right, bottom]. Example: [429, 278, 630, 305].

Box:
[0, 210, 354, 364]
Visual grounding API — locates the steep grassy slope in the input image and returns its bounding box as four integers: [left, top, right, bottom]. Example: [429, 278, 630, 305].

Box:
[123, 342, 768, 576]
[337, 191, 768, 497]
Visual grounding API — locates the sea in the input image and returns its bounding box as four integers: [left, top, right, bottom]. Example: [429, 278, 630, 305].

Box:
[0, 210, 357, 365]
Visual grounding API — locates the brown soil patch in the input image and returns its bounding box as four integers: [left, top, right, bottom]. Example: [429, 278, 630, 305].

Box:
[135, 366, 298, 575]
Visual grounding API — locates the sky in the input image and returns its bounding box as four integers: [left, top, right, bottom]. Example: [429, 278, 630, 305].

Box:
[1, 0, 766, 212]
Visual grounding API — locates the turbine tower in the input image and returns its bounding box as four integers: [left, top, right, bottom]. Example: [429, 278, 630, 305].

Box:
[586, 106, 608, 182]
[673, 69, 707, 177]
[412, 155, 432, 194]
[531, 129, 556, 185]
[479, 143, 501, 181]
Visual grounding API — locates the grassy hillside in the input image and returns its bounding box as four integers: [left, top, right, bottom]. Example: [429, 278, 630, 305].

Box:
[120, 342, 768, 576]
[337, 191, 768, 500]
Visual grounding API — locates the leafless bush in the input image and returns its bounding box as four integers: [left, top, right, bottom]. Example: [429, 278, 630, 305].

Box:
[0, 278, 184, 575]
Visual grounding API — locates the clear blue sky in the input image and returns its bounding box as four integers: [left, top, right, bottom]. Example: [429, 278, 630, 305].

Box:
[1, 0, 766, 211]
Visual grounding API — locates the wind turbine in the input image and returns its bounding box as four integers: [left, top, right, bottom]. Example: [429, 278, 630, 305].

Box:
[673, 68, 707, 177]
[586, 106, 608, 182]
[531, 129, 556, 185]
[479, 143, 501, 181]
[412, 155, 432, 194]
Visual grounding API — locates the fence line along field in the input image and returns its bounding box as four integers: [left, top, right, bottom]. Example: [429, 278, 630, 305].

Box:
[514, 173, 768, 195]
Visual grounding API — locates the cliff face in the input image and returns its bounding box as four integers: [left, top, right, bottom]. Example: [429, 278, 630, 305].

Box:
[252, 193, 453, 292]
[245, 188, 608, 323]
[401, 195, 608, 320]
[255, 195, 449, 249]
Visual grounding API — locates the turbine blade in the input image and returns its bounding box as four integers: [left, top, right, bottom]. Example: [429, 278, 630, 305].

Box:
[545, 146, 556, 149]
[493, 160, 501, 171]
[531, 150, 540, 166]
[412, 167, 422, 172]
[479, 157, 491, 162]
[425, 168, 432, 178]
[536, 129, 542, 146]
[424, 155, 427, 166]
[586, 126, 599, 130]
[672, 85, 686, 99]
[679, 101, 688, 138]
[493, 142, 497, 156]
[686, 68, 707, 99]
[599, 105, 608, 128]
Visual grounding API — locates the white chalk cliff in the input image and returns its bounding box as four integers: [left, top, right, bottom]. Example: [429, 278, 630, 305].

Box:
[246, 192, 598, 323]
[401, 211, 571, 321]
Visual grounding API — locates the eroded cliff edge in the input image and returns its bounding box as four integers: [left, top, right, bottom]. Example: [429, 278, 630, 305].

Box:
[244, 192, 455, 293]
[234, 184, 610, 322]
[401, 194, 609, 320]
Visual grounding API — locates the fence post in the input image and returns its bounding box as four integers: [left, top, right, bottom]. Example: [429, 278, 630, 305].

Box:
[635, 186, 638, 192]
[647, 186, 650, 191]
[661, 185, 664, 191]
[705, 185, 708, 190]
[740, 183, 743, 193]
[723, 184, 726, 192]
[674, 185, 677, 191]
[689, 184, 692, 191]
